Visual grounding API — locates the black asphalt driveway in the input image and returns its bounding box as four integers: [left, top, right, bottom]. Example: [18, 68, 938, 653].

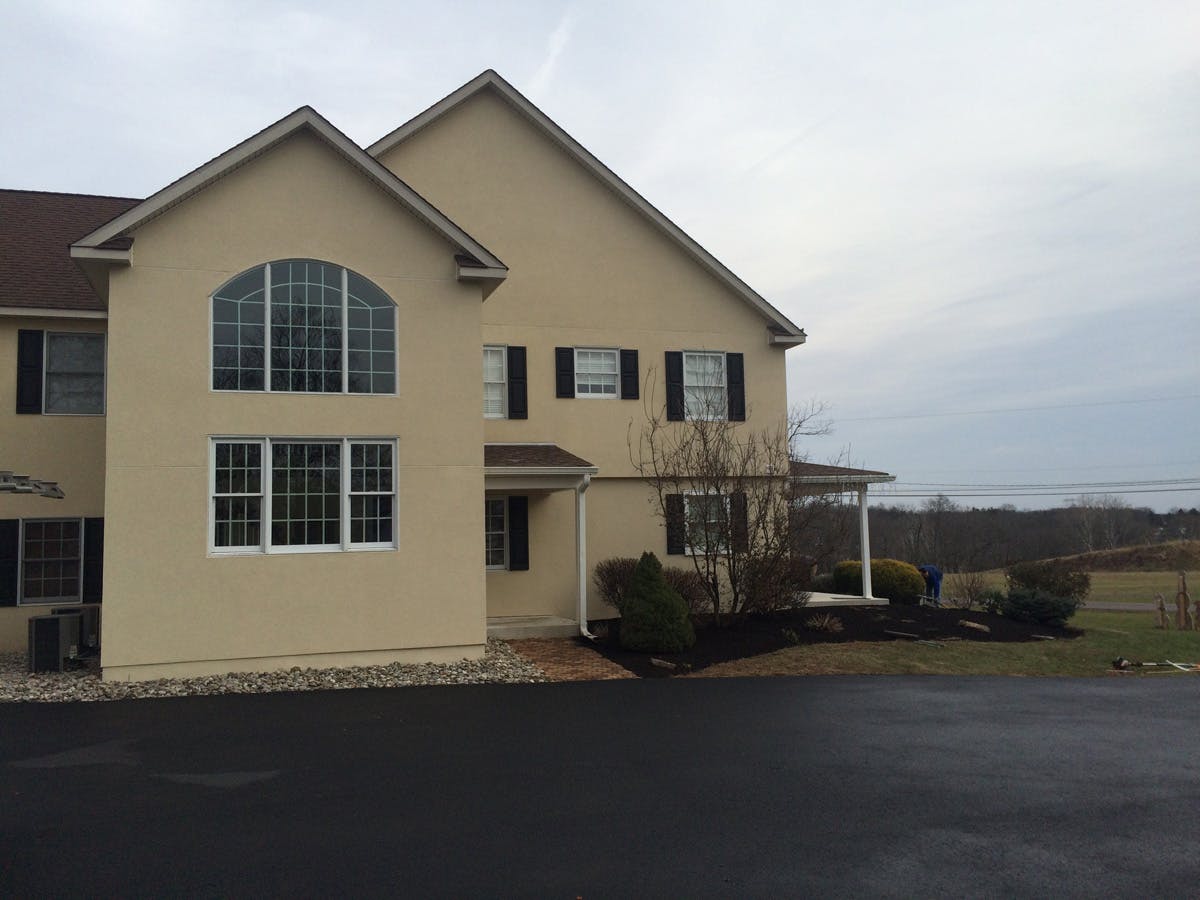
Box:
[3, 677, 1198, 898]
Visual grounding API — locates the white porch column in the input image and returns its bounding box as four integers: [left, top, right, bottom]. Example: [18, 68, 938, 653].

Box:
[858, 486, 873, 599]
[576, 475, 594, 638]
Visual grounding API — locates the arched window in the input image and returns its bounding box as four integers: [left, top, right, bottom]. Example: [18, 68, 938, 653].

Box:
[211, 260, 396, 394]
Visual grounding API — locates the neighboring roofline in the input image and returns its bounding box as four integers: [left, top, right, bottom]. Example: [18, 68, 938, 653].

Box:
[70, 106, 508, 278]
[368, 70, 805, 340]
[0, 307, 107, 319]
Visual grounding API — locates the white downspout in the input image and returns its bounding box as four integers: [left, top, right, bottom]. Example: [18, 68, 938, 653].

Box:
[576, 474, 595, 639]
[858, 486, 874, 600]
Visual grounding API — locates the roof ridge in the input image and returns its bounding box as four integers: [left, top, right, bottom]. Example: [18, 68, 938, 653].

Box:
[0, 187, 142, 202]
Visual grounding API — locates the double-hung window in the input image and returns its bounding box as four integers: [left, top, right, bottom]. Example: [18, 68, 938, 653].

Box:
[574, 348, 619, 398]
[20, 519, 82, 603]
[211, 260, 396, 394]
[211, 438, 396, 554]
[684, 493, 730, 555]
[484, 498, 507, 568]
[15, 331, 106, 415]
[683, 351, 727, 420]
[483, 346, 507, 418]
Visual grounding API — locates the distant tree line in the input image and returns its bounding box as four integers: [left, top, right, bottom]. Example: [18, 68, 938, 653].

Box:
[804, 495, 1200, 573]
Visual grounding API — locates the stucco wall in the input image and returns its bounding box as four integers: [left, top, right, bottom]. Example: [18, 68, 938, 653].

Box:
[0, 315, 108, 650]
[377, 88, 792, 478]
[99, 130, 488, 679]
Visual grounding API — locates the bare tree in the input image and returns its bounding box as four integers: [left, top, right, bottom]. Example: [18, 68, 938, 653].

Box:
[629, 368, 832, 625]
[1067, 494, 1135, 552]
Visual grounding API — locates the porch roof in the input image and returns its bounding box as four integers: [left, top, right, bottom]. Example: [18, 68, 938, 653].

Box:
[790, 460, 895, 487]
[484, 443, 597, 473]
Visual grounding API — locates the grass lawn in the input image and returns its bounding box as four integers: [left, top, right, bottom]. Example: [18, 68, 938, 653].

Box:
[962, 570, 1193, 605]
[686, 610, 1200, 678]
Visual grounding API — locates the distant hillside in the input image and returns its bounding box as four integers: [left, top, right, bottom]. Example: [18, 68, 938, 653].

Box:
[1051, 540, 1200, 572]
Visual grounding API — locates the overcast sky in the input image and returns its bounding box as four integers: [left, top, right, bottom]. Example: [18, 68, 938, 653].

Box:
[3, 0, 1197, 511]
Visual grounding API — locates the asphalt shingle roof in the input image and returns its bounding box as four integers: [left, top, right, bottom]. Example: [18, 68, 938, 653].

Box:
[0, 189, 140, 312]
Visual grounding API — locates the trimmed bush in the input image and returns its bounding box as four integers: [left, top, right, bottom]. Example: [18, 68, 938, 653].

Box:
[979, 588, 1007, 615]
[832, 559, 925, 605]
[619, 552, 696, 653]
[1000, 587, 1082, 627]
[810, 572, 836, 594]
[1006, 560, 1091, 603]
[595, 556, 709, 615]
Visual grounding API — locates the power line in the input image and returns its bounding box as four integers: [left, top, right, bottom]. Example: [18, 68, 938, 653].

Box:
[891, 477, 1200, 490]
[837, 394, 1200, 422]
[877, 487, 1199, 499]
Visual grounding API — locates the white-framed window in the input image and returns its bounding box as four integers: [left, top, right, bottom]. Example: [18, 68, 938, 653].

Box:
[209, 437, 397, 554]
[211, 260, 397, 395]
[484, 497, 507, 569]
[43, 333, 106, 415]
[684, 493, 730, 555]
[483, 345, 507, 418]
[574, 348, 619, 398]
[683, 351, 727, 420]
[20, 518, 83, 604]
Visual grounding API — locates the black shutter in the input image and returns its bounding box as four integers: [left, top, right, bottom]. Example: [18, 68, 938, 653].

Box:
[665, 351, 684, 421]
[730, 492, 749, 552]
[726, 353, 746, 422]
[83, 518, 104, 603]
[16, 330, 44, 414]
[0, 519, 19, 606]
[506, 346, 527, 420]
[665, 494, 685, 555]
[554, 347, 574, 398]
[508, 496, 529, 571]
[619, 349, 639, 400]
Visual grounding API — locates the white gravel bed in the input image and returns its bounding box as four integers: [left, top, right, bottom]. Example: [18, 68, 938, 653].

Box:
[0, 640, 545, 703]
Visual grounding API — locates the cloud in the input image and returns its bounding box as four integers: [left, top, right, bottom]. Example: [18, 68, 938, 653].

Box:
[528, 7, 575, 97]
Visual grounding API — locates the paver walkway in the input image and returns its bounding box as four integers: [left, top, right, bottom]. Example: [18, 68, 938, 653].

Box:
[506, 638, 636, 681]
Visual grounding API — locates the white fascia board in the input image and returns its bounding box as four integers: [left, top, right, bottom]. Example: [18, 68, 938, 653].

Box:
[770, 332, 807, 347]
[70, 107, 507, 274]
[368, 70, 805, 341]
[457, 263, 508, 282]
[68, 247, 130, 264]
[0, 307, 107, 320]
[791, 474, 897, 486]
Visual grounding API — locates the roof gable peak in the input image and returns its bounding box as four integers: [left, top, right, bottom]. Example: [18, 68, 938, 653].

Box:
[72, 104, 506, 280]
[368, 69, 804, 343]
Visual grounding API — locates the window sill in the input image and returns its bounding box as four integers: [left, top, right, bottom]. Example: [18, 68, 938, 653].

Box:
[209, 545, 398, 557]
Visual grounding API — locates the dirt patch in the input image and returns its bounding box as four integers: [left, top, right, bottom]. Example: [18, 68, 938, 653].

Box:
[586, 604, 1081, 678]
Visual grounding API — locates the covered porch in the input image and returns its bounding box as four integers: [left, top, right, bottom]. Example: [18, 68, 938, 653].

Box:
[482, 443, 598, 640]
[791, 461, 896, 605]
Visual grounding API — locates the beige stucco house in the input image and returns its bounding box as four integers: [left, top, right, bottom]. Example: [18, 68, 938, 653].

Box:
[0, 70, 817, 681]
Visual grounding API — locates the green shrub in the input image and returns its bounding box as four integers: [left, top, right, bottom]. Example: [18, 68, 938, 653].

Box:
[619, 552, 696, 653]
[595, 556, 709, 615]
[1006, 561, 1091, 602]
[832, 558, 925, 604]
[979, 588, 1007, 615]
[1000, 587, 1082, 627]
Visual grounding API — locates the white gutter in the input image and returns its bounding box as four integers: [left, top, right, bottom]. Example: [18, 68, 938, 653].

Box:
[576, 473, 595, 639]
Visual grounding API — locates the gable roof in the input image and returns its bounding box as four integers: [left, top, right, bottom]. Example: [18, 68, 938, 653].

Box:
[0, 190, 139, 312]
[71, 106, 507, 281]
[369, 70, 805, 344]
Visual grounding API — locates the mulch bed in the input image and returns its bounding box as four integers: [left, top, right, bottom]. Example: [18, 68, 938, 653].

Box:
[585, 604, 1082, 678]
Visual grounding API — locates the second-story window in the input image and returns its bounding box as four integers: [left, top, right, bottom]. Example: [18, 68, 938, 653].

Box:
[211, 260, 396, 394]
[483, 346, 506, 418]
[574, 348, 618, 398]
[683, 351, 727, 419]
